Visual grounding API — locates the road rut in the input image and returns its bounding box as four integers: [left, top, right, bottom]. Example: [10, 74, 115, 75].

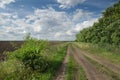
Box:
[70, 45, 110, 80]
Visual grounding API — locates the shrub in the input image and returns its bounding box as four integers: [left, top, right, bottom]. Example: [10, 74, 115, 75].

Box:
[22, 50, 49, 72]
[7, 37, 49, 73]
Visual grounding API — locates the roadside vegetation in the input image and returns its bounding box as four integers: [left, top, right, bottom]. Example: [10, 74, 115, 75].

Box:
[75, 43, 120, 66]
[0, 34, 67, 80]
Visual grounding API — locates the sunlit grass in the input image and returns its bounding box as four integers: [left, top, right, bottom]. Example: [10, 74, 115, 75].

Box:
[75, 42, 120, 66]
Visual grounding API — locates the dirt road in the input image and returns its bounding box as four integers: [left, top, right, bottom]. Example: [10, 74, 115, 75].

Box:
[55, 44, 120, 80]
[79, 50, 120, 74]
[70, 45, 111, 80]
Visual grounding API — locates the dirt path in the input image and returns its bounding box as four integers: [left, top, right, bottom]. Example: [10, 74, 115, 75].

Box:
[55, 44, 118, 80]
[74, 43, 120, 74]
[70, 45, 110, 80]
[79, 50, 120, 74]
[55, 47, 69, 80]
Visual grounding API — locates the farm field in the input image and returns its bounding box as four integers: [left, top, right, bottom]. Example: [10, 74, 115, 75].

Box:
[0, 41, 66, 61]
[0, 40, 120, 80]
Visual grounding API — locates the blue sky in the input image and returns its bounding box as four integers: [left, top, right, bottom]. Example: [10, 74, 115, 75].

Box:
[0, 0, 118, 41]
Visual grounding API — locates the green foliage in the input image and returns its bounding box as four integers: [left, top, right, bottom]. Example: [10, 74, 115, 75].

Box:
[22, 51, 48, 72]
[8, 38, 49, 72]
[0, 36, 68, 80]
[0, 59, 32, 80]
[76, 1, 120, 45]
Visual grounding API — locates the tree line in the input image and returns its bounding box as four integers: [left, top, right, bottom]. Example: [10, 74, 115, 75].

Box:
[76, 0, 120, 45]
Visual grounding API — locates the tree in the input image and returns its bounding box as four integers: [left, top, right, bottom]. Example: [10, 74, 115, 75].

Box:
[76, 0, 120, 45]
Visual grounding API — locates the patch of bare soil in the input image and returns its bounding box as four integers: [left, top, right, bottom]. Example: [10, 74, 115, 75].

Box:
[70, 45, 110, 80]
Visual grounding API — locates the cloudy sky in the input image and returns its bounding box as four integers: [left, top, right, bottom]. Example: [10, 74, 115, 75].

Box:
[0, 0, 118, 41]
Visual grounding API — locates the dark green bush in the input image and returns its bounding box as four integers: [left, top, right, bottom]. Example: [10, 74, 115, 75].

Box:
[7, 37, 49, 73]
[18, 39, 49, 72]
[22, 50, 49, 72]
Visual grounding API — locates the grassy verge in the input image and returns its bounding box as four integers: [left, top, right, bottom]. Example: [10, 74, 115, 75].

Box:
[75, 42, 120, 66]
[66, 55, 76, 80]
[84, 55, 120, 80]
[66, 54, 87, 80]
[0, 38, 68, 80]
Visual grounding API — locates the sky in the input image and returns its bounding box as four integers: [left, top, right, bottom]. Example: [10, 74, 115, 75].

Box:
[0, 0, 118, 41]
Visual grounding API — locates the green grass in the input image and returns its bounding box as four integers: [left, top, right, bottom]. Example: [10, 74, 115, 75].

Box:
[66, 55, 76, 80]
[66, 54, 87, 80]
[75, 42, 120, 66]
[79, 64, 87, 80]
[84, 55, 120, 80]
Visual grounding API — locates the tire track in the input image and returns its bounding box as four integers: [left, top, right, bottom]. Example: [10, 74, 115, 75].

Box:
[79, 50, 120, 74]
[70, 45, 110, 80]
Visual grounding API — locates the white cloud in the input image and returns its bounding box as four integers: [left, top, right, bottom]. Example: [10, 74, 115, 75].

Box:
[57, 0, 86, 8]
[74, 18, 98, 31]
[0, 8, 98, 41]
[55, 32, 62, 37]
[66, 30, 72, 36]
[0, 0, 15, 8]
[72, 9, 93, 22]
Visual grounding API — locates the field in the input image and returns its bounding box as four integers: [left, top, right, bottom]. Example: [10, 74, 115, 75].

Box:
[0, 40, 120, 80]
[0, 41, 66, 61]
[0, 41, 23, 61]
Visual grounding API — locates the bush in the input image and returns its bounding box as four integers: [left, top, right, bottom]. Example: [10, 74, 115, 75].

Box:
[7, 37, 49, 73]
[22, 50, 49, 72]
[0, 33, 68, 80]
